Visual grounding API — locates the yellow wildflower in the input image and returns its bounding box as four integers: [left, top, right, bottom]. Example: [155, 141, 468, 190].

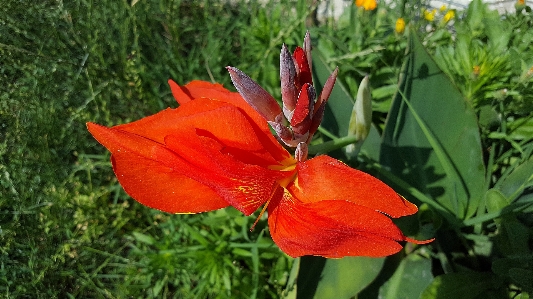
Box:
[424, 9, 437, 21]
[440, 5, 447, 11]
[395, 18, 406, 34]
[443, 10, 455, 23]
[356, 0, 377, 11]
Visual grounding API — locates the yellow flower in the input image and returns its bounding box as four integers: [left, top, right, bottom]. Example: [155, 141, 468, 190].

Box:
[423, 9, 436, 21]
[356, 0, 377, 11]
[443, 10, 455, 23]
[440, 5, 447, 11]
[472, 65, 481, 77]
[517, 0, 526, 5]
[395, 18, 406, 34]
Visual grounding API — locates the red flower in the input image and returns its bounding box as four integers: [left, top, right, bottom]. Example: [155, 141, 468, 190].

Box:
[87, 33, 431, 258]
[88, 82, 429, 258]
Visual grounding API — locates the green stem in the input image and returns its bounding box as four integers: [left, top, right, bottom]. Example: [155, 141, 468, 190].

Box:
[308, 135, 358, 155]
[316, 126, 339, 140]
[462, 199, 533, 227]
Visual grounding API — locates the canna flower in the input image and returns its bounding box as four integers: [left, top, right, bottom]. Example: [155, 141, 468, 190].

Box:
[395, 17, 406, 34]
[87, 33, 430, 258]
[356, 0, 377, 11]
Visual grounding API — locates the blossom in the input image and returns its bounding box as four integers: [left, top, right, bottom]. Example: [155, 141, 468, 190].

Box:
[443, 10, 455, 23]
[87, 33, 430, 258]
[395, 17, 406, 34]
[424, 9, 437, 21]
[355, 0, 377, 11]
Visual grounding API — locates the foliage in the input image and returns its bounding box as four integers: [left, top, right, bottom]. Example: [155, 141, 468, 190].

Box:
[298, 1, 533, 298]
[1, 0, 295, 297]
[2, 0, 532, 298]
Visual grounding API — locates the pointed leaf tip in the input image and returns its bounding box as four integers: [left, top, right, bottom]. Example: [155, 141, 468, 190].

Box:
[226, 66, 282, 122]
[280, 44, 298, 116]
[303, 30, 312, 73]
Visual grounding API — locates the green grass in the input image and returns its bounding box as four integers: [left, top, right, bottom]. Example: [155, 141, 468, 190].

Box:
[0, 0, 309, 297]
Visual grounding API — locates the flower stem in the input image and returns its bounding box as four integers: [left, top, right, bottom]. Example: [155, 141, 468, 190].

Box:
[308, 135, 358, 155]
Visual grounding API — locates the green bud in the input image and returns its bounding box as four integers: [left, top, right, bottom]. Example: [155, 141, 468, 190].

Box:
[346, 75, 372, 156]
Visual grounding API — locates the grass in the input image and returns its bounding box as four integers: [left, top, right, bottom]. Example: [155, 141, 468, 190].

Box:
[0, 0, 310, 297]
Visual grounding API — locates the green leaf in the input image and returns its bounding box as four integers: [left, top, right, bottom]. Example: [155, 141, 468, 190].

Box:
[380, 28, 486, 222]
[131, 231, 155, 245]
[296, 256, 384, 299]
[493, 256, 533, 293]
[509, 268, 533, 293]
[312, 49, 354, 138]
[485, 189, 509, 213]
[420, 272, 503, 299]
[495, 156, 533, 203]
[283, 257, 300, 299]
[508, 117, 533, 140]
[378, 254, 433, 299]
[493, 217, 530, 256]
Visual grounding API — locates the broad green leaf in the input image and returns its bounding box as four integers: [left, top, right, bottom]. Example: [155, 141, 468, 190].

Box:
[493, 217, 530, 256]
[380, 28, 485, 222]
[360, 124, 382, 161]
[492, 257, 533, 295]
[312, 49, 354, 138]
[420, 272, 504, 299]
[378, 254, 433, 299]
[485, 189, 509, 213]
[492, 256, 533, 277]
[495, 156, 533, 203]
[296, 256, 384, 299]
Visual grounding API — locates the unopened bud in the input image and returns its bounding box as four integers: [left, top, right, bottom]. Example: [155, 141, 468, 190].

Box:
[351, 75, 372, 141]
[346, 75, 372, 156]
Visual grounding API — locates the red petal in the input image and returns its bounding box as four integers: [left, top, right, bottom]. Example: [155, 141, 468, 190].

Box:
[293, 47, 312, 87]
[88, 85, 296, 216]
[87, 122, 229, 213]
[292, 155, 418, 218]
[113, 99, 291, 166]
[186, 80, 268, 122]
[169, 80, 235, 105]
[162, 105, 294, 215]
[168, 79, 193, 104]
[290, 83, 315, 135]
[268, 188, 407, 258]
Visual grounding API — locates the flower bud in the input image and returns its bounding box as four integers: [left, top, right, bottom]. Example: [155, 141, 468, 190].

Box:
[346, 75, 372, 156]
